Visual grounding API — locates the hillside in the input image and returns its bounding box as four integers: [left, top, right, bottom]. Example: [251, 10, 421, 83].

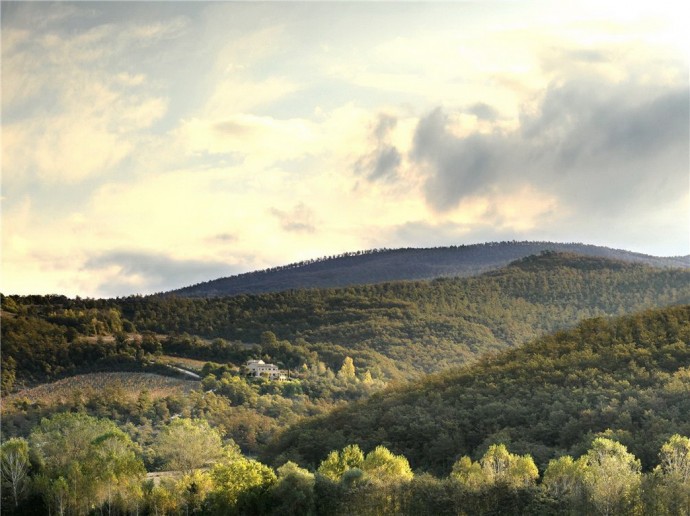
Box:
[169, 241, 690, 297]
[4, 253, 690, 389]
[262, 304, 690, 475]
[118, 253, 690, 377]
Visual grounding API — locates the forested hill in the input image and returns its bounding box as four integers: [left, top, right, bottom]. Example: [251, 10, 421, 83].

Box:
[169, 241, 690, 297]
[262, 304, 690, 476]
[110, 253, 690, 377]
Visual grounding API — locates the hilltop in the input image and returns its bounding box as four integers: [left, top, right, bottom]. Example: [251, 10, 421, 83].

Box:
[168, 241, 690, 297]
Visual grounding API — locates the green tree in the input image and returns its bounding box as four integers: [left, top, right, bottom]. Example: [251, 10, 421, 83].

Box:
[268, 461, 316, 515]
[658, 434, 690, 482]
[153, 418, 223, 474]
[543, 454, 587, 501]
[451, 444, 538, 490]
[362, 445, 413, 482]
[29, 413, 144, 515]
[208, 455, 277, 514]
[648, 434, 690, 515]
[1, 355, 17, 395]
[582, 437, 641, 515]
[317, 444, 364, 481]
[1, 437, 30, 509]
[176, 469, 214, 515]
[338, 356, 356, 381]
[91, 431, 145, 513]
[451, 456, 484, 490]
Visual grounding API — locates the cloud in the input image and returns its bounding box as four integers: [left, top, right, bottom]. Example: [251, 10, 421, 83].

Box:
[177, 114, 317, 164]
[411, 75, 689, 218]
[83, 251, 239, 297]
[1, 6, 171, 185]
[270, 203, 317, 233]
[354, 113, 403, 182]
[468, 103, 499, 121]
[209, 233, 238, 243]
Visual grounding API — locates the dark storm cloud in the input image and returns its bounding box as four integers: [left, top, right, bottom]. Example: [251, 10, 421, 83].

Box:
[84, 251, 238, 296]
[412, 78, 689, 215]
[355, 113, 403, 182]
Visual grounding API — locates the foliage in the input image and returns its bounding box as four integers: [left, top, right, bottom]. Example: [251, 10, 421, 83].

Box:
[28, 412, 145, 515]
[207, 455, 277, 514]
[0, 437, 30, 509]
[452, 444, 538, 490]
[264, 305, 690, 475]
[153, 418, 224, 474]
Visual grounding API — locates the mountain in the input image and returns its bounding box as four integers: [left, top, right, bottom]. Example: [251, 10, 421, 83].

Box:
[262, 304, 690, 475]
[168, 241, 690, 297]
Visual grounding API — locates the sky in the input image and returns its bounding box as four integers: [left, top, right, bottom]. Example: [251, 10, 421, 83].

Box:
[2, 1, 688, 298]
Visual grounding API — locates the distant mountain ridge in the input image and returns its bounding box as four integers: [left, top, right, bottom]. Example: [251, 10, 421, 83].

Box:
[169, 241, 690, 297]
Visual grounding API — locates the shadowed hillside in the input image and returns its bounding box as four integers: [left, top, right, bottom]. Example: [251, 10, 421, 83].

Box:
[262, 304, 690, 475]
[168, 241, 690, 297]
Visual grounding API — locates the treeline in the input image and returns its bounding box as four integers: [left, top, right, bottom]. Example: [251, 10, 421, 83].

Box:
[2, 412, 689, 515]
[264, 304, 690, 475]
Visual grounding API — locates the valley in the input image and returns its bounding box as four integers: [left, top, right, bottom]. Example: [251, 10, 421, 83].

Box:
[2, 248, 689, 514]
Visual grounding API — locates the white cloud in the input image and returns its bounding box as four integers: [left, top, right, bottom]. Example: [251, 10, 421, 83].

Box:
[176, 114, 317, 163]
[2, 6, 177, 185]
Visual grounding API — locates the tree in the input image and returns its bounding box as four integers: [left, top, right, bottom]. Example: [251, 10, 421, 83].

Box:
[543, 454, 587, 501]
[338, 356, 356, 381]
[208, 455, 277, 514]
[29, 413, 145, 515]
[153, 418, 223, 474]
[649, 434, 690, 515]
[362, 445, 413, 482]
[317, 444, 364, 481]
[268, 461, 316, 515]
[582, 437, 641, 516]
[1, 437, 30, 508]
[451, 456, 484, 490]
[658, 434, 690, 482]
[176, 469, 214, 515]
[451, 444, 538, 490]
[91, 431, 145, 513]
[1, 355, 17, 395]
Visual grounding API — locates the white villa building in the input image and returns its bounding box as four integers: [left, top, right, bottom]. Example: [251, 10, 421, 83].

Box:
[245, 359, 288, 381]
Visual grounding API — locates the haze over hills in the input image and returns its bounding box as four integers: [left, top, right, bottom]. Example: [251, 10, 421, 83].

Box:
[169, 241, 690, 297]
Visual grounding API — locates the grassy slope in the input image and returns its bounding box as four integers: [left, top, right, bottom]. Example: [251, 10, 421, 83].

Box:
[263, 304, 690, 475]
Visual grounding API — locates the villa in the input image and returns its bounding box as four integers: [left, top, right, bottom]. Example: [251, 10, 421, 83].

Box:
[244, 359, 289, 381]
